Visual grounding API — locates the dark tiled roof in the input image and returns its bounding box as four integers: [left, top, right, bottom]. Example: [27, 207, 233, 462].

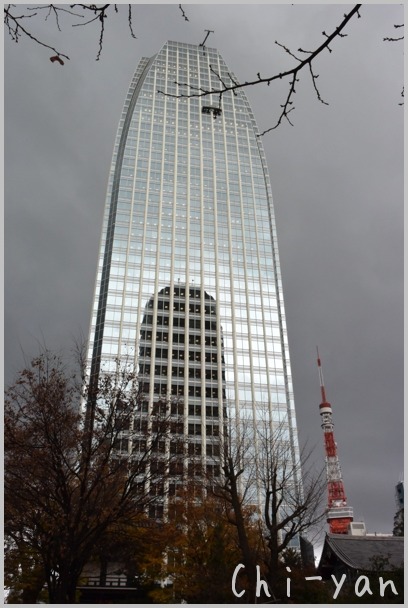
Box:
[319, 533, 404, 573]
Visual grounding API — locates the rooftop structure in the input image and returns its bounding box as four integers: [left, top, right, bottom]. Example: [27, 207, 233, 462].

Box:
[318, 533, 404, 579]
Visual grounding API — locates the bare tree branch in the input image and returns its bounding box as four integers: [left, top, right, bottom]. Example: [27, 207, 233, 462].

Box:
[161, 4, 362, 134]
[4, 4, 70, 62]
[384, 23, 404, 42]
[205, 413, 325, 598]
[179, 4, 189, 22]
[4, 4, 139, 61]
[383, 22, 404, 104]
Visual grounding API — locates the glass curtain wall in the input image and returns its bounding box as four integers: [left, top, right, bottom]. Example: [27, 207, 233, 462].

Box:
[87, 41, 301, 514]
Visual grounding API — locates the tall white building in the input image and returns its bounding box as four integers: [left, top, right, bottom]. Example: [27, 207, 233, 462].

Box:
[87, 41, 301, 517]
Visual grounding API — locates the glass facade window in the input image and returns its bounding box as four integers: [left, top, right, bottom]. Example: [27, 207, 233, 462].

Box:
[87, 41, 301, 512]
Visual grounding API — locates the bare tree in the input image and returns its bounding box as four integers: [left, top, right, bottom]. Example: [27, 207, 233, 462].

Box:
[208, 421, 261, 600]
[255, 420, 325, 590]
[4, 347, 176, 603]
[209, 415, 325, 600]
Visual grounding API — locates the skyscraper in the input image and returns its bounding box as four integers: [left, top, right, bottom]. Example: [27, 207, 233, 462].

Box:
[87, 40, 301, 515]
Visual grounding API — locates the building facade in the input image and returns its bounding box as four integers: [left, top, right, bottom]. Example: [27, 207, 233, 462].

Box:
[87, 40, 301, 515]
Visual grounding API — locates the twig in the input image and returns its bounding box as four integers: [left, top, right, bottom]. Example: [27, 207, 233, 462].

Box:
[4, 4, 137, 61]
[4, 4, 70, 61]
[179, 4, 189, 22]
[161, 4, 362, 134]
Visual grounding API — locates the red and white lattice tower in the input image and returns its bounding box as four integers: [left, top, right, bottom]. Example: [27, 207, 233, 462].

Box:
[317, 348, 353, 534]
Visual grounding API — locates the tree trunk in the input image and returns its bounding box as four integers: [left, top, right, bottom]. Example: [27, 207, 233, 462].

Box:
[47, 561, 82, 603]
[21, 572, 46, 604]
[267, 533, 286, 599]
[225, 457, 258, 600]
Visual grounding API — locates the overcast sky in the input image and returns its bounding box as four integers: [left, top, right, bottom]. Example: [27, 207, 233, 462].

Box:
[5, 3, 404, 542]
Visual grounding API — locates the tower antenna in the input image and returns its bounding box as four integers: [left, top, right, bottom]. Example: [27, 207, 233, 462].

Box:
[317, 348, 353, 534]
[200, 29, 215, 47]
